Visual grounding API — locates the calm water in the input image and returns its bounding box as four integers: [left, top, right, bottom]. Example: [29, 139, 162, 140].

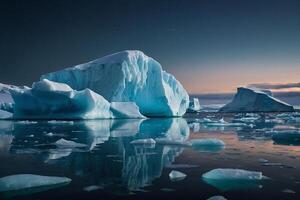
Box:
[0, 112, 299, 200]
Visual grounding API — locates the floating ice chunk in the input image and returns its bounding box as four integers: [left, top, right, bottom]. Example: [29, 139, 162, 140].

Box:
[191, 138, 225, 152]
[83, 185, 103, 192]
[41, 50, 189, 117]
[47, 120, 74, 125]
[282, 189, 296, 194]
[207, 196, 227, 200]
[169, 170, 187, 181]
[219, 87, 294, 112]
[0, 174, 71, 194]
[272, 131, 300, 145]
[202, 169, 266, 191]
[130, 138, 156, 145]
[187, 98, 200, 112]
[55, 138, 86, 148]
[45, 132, 54, 137]
[258, 158, 269, 163]
[202, 169, 263, 180]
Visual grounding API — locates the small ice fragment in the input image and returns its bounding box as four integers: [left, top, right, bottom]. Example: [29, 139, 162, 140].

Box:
[45, 132, 54, 137]
[29, 134, 34, 138]
[55, 138, 86, 148]
[207, 196, 227, 200]
[83, 185, 103, 192]
[282, 189, 296, 194]
[169, 170, 187, 181]
[261, 163, 283, 166]
[160, 188, 175, 192]
[130, 138, 156, 145]
[202, 168, 263, 180]
[258, 158, 269, 163]
[0, 174, 71, 193]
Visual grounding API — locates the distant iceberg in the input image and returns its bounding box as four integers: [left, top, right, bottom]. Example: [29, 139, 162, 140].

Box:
[9, 79, 145, 119]
[219, 87, 294, 112]
[41, 50, 189, 117]
[187, 98, 200, 112]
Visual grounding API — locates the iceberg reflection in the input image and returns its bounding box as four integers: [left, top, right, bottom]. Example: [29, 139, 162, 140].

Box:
[0, 118, 189, 193]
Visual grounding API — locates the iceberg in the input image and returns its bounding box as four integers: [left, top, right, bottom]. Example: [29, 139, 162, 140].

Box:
[0, 174, 71, 196]
[187, 98, 200, 112]
[41, 50, 189, 117]
[168, 170, 187, 181]
[10, 79, 145, 119]
[219, 87, 294, 112]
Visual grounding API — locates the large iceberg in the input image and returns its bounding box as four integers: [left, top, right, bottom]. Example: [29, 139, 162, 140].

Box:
[219, 87, 294, 112]
[41, 50, 189, 117]
[9, 79, 145, 119]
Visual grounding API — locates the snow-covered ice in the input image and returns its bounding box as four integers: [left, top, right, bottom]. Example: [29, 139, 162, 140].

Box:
[219, 87, 294, 112]
[169, 170, 187, 181]
[0, 174, 71, 193]
[41, 50, 189, 117]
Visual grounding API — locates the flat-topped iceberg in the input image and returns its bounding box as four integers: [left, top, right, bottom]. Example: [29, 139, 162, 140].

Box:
[219, 87, 294, 112]
[41, 50, 189, 117]
[9, 79, 145, 119]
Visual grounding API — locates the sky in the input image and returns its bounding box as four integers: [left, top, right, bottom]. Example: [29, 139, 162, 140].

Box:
[0, 0, 300, 94]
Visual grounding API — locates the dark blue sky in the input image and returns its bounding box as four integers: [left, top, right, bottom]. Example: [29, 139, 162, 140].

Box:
[0, 0, 300, 93]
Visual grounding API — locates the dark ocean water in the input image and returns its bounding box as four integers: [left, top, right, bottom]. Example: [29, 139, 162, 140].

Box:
[0, 112, 299, 200]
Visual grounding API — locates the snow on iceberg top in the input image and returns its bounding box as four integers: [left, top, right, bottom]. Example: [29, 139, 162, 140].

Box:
[73, 50, 150, 70]
[41, 50, 189, 117]
[219, 87, 294, 112]
[32, 79, 73, 93]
